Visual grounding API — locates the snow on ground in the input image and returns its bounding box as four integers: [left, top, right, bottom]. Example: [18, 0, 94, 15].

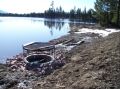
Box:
[75, 28, 120, 37]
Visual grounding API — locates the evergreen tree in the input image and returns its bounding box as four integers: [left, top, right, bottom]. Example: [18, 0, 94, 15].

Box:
[94, 0, 120, 27]
[117, 0, 120, 25]
[76, 8, 81, 19]
[69, 9, 76, 19]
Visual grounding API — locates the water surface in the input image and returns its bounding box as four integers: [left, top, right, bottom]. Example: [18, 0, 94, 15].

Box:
[0, 17, 69, 63]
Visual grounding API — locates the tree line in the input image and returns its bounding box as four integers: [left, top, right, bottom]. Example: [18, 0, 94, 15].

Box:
[0, 0, 96, 23]
[44, 6, 96, 22]
[0, 7, 96, 23]
[0, 0, 120, 27]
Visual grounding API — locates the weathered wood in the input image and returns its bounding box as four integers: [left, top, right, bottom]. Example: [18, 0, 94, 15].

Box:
[23, 42, 56, 58]
[62, 39, 74, 45]
[65, 40, 85, 46]
[23, 45, 55, 51]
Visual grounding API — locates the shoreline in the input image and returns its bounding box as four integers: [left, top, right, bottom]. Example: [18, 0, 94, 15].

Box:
[0, 23, 119, 64]
[0, 26, 120, 89]
[2, 26, 120, 67]
[35, 31, 120, 89]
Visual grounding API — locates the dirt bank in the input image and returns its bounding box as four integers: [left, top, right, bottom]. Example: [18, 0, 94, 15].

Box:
[34, 32, 120, 89]
[0, 30, 120, 89]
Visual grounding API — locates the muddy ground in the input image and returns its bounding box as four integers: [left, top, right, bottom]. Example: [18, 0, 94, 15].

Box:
[0, 29, 120, 89]
[34, 32, 120, 89]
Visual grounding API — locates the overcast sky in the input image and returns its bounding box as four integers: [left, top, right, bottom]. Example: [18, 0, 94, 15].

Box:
[0, 0, 96, 13]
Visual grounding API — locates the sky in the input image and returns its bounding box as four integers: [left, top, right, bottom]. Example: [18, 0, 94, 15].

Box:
[0, 0, 96, 14]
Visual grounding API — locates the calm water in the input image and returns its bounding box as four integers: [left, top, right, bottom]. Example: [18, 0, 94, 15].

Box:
[0, 17, 70, 63]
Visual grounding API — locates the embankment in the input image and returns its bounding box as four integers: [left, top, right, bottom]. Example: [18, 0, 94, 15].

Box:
[35, 32, 120, 89]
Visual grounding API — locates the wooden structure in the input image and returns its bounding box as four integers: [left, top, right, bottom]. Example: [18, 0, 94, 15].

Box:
[23, 42, 55, 58]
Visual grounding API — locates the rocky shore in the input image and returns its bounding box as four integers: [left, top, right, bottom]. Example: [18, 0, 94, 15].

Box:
[0, 26, 120, 89]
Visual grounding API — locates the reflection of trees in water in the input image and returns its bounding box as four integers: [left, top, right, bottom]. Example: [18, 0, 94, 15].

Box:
[69, 19, 96, 33]
[69, 21, 81, 29]
[44, 19, 65, 30]
[0, 20, 2, 22]
[44, 19, 65, 36]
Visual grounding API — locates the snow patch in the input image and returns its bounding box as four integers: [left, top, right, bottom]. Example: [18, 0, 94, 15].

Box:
[75, 28, 120, 37]
[23, 42, 36, 47]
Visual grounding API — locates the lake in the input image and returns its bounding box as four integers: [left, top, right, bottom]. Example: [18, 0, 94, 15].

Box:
[0, 17, 70, 63]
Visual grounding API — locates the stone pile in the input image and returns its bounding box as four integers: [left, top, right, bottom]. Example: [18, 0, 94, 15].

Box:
[6, 40, 78, 75]
[26, 58, 65, 76]
[6, 53, 26, 72]
[6, 53, 65, 76]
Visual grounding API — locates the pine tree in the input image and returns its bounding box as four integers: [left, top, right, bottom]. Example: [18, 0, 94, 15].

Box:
[95, 0, 109, 26]
[117, 0, 120, 26]
[94, 0, 119, 27]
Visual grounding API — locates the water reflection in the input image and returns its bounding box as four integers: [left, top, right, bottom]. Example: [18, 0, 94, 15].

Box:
[0, 20, 2, 22]
[69, 21, 81, 27]
[44, 19, 65, 30]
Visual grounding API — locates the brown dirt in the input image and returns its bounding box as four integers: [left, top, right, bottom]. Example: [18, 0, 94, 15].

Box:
[0, 31, 120, 89]
[34, 32, 120, 89]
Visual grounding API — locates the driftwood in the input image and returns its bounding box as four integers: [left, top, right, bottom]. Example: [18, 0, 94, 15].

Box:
[62, 39, 74, 45]
[65, 40, 85, 46]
